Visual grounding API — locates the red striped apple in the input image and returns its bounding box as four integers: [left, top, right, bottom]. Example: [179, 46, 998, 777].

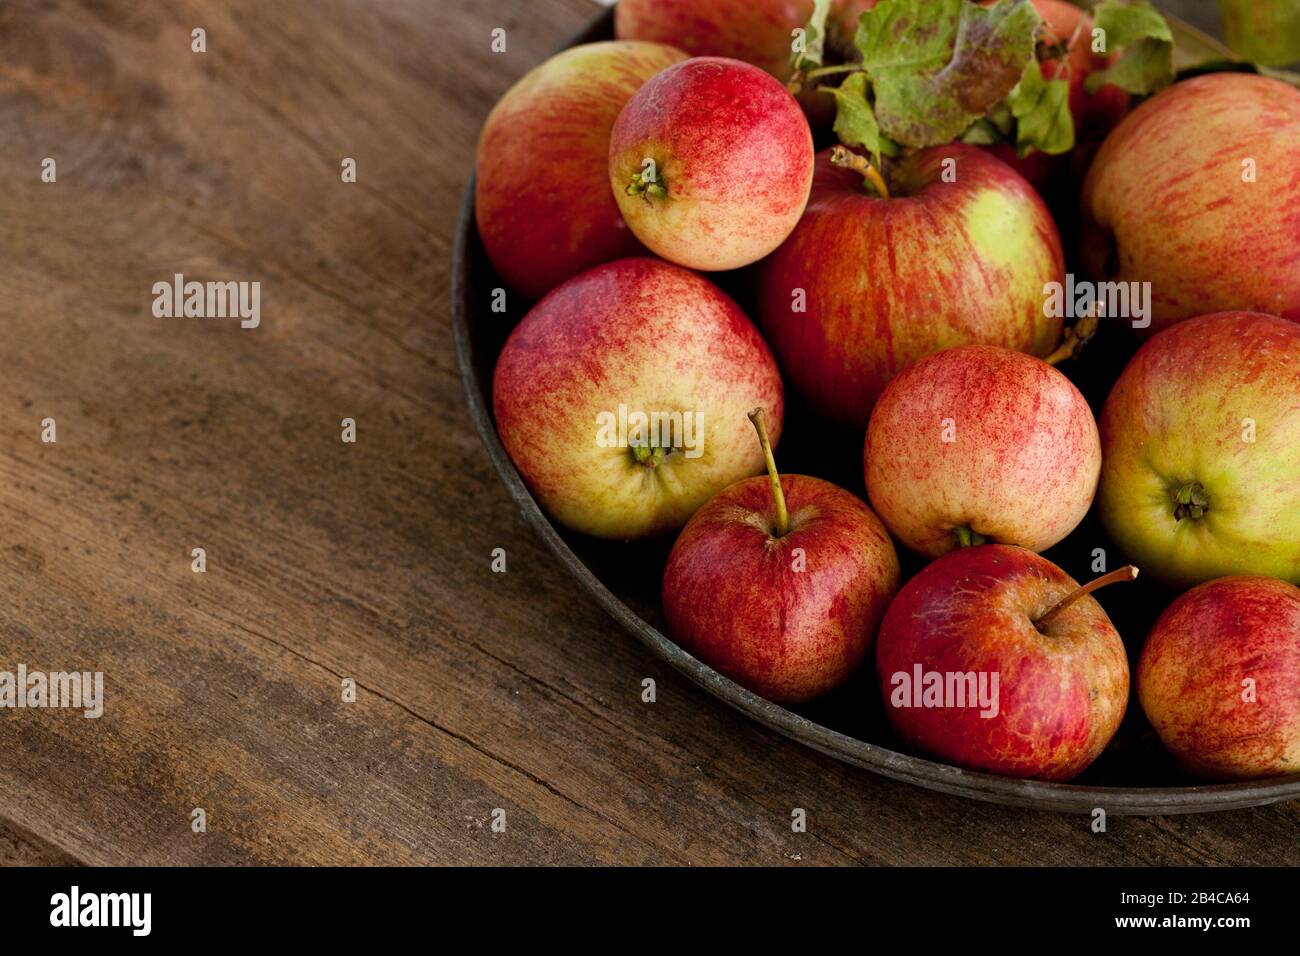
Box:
[1081, 73, 1300, 333]
[663, 409, 899, 704]
[757, 144, 1064, 429]
[1138, 576, 1300, 780]
[609, 57, 815, 271]
[615, 0, 875, 81]
[1097, 312, 1300, 589]
[864, 346, 1100, 558]
[475, 41, 687, 301]
[876, 545, 1131, 782]
[493, 258, 783, 540]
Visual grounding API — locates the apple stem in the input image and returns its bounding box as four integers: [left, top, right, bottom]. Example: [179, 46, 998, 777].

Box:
[953, 526, 988, 548]
[1044, 312, 1100, 366]
[1036, 565, 1139, 631]
[830, 146, 890, 200]
[747, 407, 789, 538]
[789, 63, 862, 93]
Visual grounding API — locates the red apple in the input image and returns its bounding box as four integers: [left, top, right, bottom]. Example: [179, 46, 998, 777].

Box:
[876, 545, 1132, 782]
[1031, 0, 1129, 140]
[757, 144, 1064, 430]
[663, 409, 899, 704]
[493, 258, 783, 540]
[1097, 312, 1300, 589]
[864, 345, 1100, 558]
[476, 41, 687, 301]
[1081, 73, 1300, 334]
[1138, 576, 1300, 781]
[615, 0, 876, 81]
[609, 57, 815, 271]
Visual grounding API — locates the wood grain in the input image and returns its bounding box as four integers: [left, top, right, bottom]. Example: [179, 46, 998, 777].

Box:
[0, 0, 1295, 865]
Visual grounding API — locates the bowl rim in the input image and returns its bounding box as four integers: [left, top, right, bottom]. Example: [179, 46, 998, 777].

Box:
[450, 6, 1300, 816]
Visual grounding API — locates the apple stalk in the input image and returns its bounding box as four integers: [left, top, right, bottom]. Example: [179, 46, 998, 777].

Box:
[830, 145, 890, 200]
[1036, 565, 1139, 631]
[748, 407, 789, 537]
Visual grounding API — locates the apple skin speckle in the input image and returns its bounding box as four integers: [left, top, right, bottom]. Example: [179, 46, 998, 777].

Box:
[493, 258, 784, 541]
[875, 544, 1129, 782]
[663, 474, 900, 705]
[1139, 576, 1300, 781]
[864, 345, 1100, 559]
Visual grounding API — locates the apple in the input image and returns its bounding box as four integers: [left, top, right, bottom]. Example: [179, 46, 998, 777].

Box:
[875, 544, 1133, 781]
[1097, 311, 1300, 589]
[1081, 73, 1300, 334]
[864, 345, 1100, 558]
[663, 409, 899, 704]
[756, 144, 1064, 430]
[614, 0, 875, 82]
[609, 57, 815, 271]
[1138, 576, 1300, 781]
[493, 257, 784, 540]
[476, 41, 687, 301]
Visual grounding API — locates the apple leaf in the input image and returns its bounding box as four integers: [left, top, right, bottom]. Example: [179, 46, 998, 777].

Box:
[854, 0, 1041, 147]
[1086, 0, 1175, 95]
[792, 0, 835, 73]
[826, 72, 900, 166]
[1007, 60, 1074, 156]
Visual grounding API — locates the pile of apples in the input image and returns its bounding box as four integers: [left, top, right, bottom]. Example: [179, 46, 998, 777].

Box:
[475, 0, 1300, 785]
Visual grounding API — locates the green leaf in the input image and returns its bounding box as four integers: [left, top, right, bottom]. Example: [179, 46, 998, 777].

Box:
[1086, 1, 1175, 95]
[792, 0, 835, 73]
[1219, 0, 1300, 68]
[826, 73, 899, 166]
[854, 0, 1041, 148]
[959, 119, 1004, 145]
[1008, 60, 1075, 156]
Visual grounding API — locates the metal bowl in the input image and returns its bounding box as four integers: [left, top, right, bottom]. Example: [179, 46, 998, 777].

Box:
[452, 6, 1300, 814]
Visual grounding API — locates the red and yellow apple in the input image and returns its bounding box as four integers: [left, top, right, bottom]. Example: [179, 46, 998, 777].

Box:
[475, 41, 687, 301]
[615, 0, 875, 82]
[876, 544, 1131, 781]
[493, 258, 784, 540]
[1139, 576, 1300, 781]
[663, 411, 899, 704]
[609, 57, 815, 271]
[757, 144, 1064, 429]
[1097, 311, 1300, 589]
[1081, 73, 1300, 333]
[864, 345, 1100, 558]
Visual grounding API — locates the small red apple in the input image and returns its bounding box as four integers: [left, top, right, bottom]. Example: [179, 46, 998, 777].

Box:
[1082, 73, 1300, 333]
[662, 409, 900, 704]
[1138, 576, 1300, 781]
[615, 0, 875, 81]
[757, 144, 1064, 430]
[876, 545, 1133, 782]
[493, 258, 783, 541]
[609, 57, 815, 271]
[476, 41, 687, 300]
[864, 346, 1100, 559]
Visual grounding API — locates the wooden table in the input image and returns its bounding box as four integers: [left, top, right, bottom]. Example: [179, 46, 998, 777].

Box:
[0, 0, 1295, 866]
